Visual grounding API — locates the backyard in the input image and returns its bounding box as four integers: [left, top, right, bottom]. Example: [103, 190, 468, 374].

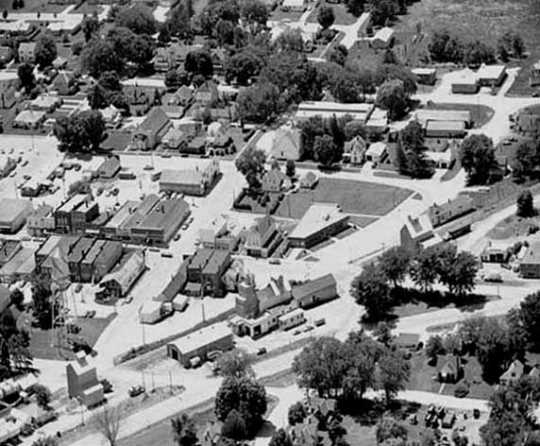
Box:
[274, 178, 413, 219]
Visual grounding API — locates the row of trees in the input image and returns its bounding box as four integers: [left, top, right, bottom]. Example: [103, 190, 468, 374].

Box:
[352, 243, 479, 321]
[429, 29, 524, 66]
[292, 332, 410, 406]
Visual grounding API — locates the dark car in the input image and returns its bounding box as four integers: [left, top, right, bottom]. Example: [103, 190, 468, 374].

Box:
[129, 385, 145, 397]
[257, 347, 267, 356]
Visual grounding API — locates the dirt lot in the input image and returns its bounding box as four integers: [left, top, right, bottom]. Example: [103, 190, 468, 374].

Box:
[392, 0, 540, 96]
[275, 178, 413, 219]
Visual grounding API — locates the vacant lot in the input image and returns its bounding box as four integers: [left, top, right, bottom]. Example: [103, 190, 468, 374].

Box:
[275, 178, 412, 219]
[392, 0, 540, 96]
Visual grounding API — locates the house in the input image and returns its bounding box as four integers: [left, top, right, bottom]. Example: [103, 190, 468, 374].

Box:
[198, 216, 242, 251]
[0, 46, 12, 65]
[261, 169, 292, 193]
[438, 355, 462, 383]
[159, 160, 220, 196]
[428, 196, 475, 227]
[13, 110, 46, 129]
[343, 135, 367, 164]
[100, 104, 122, 128]
[530, 60, 540, 87]
[206, 121, 233, 156]
[269, 125, 303, 161]
[519, 240, 540, 278]
[96, 156, 121, 179]
[162, 127, 188, 151]
[50, 70, 77, 95]
[281, 0, 306, 12]
[0, 199, 32, 233]
[243, 215, 283, 258]
[300, 171, 318, 189]
[130, 107, 172, 150]
[166, 322, 234, 367]
[169, 85, 194, 106]
[477, 64, 507, 87]
[18, 42, 36, 63]
[185, 248, 232, 297]
[365, 142, 388, 164]
[500, 360, 524, 385]
[66, 351, 104, 407]
[153, 43, 203, 72]
[288, 203, 349, 249]
[30, 94, 62, 112]
[0, 247, 35, 284]
[451, 69, 479, 94]
[412, 68, 437, 85]
[194, 80, 219, 107]
[96, 250, 146, 299]
[371, 27, 395, 49]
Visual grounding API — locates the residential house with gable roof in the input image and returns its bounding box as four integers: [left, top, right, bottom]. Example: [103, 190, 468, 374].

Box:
[269, 125, 303, 161]
[343, 135, 367, 165]
[130, 107, 172, 150]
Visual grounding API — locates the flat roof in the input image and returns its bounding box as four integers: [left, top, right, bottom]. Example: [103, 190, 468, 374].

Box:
[189, 248, 214, 270]
[278, 308, 304, 321]
[0, 247, 34, 276]
[477, 64, 506, 79]
[104, 201, 139, 229]
[412, 68, 436, 75]
[425, 120, 466, 131]
[135, 198, 189, 232]
[292, 274, 336, 299]
[160, 169, 204, 186]
[57, 194, 90, 213]
[0, 198, 30, 224]
[68, 237, 95, 264]
[289, 203, 348, 240]
[415, 109, 472, 123]
[168, 322, 231, 355]
[202, 250, 229, 275]
[81, 239, 106, 265]
[298, 101, 373, 113]
[36, 235, 62, 257]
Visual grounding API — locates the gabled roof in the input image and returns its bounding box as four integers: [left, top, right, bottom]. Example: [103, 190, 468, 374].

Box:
[138, 107, 170, 133]
[291, 274, 336, 300]
[101, 250, 145, 295]
[254, 214, 275, 237]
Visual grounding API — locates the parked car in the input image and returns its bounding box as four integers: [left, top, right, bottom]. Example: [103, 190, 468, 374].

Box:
[161, 251, 173, 258]
[257, 347, 267, 356]
[314, 318, 326, 327]
[268, 258, 281, 265]
[143, 164, 154, 171]
[74, 283, 83, 293]
[66, 323, 80, 334]
[128, 385, 145, 397]
[84, 310, 96, 318]
[174, 233, 181, 241]
[473, 408, 481, 419]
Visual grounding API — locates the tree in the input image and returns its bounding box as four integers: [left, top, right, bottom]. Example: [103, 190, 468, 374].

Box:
[269, 428, 293, 446]
[373, 322, 393, 346]
[408, 246, 440, 292]
[286, 160, 296, 178]
[314, 134, 338, 167]
[317, 6, 335, 29]
[376, 417, 408, 443]
[240, 0, 268, 26]
[346, 0, 365, 17]
[235, 146, 266, 190]
[436, 247, 478, 297]
[428, 30, 463, 63]
[287, 402, 306, 426]
[463, 40, 496, 67]
[517, 190, 535, 218]
[31, 275, 54, 330]
[327, 45, 348, 66]
[79, 110, 106, 151]
[17, 62, 35, 93]
[129, 34, 156, 70]
[518, 291, 540, 351]
[375, 79, 408, 121]
[34, 33, 57, 70]
[224, 50, 263, 85]
[82, 13, 100, 42]
[378, 246, 411, 287]
[54, 110, 105, 153]
[215, 377, 267, 437]
[377, 349, 410, 406]
[459, 134, 498, 185]
[87, 83, 108, 110]
[237, 82, 283, 124]
[167, 3, 192, 38]
[351, 262, 392, 321]
[115, 4, 156, 34]
[96, 405, 122, 446]
[10, 288, 24, 310]
[185, 49, 213, 78]
[512, 140, 540, 182]
[34, 384, 51, 410]
[221, 409, 247, 441]
[215, 349, 254, 378]
[369, 0, 397, 26]
[81, 38, 123, 77]
[292, 337, 346, 397]
[425, 335, 445, 362]
[274, 28, 304, 53]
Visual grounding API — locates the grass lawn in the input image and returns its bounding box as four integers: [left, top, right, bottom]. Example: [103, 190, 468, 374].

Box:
[275, 178, 412, 219]
[422, 103, 495, 129]
[306, 1, 358, 26]
[391, 0, 540, 96]
[407, 352, 494, 401]
[486, 213, 540, 239]
[269, 8, 305, 22]
[0, 0, 66, 13]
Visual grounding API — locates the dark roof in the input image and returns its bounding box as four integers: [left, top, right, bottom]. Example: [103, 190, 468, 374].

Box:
[292, 274, 336, 300]
[68, 237, 96, 264]
[135, 198, 189, 233]
[202, 250, 230, 275]
[189, 248, 214, 270]
[0, 285, 10, 313]
[97, 156, 121, 178]
[138, 107, 170, 133]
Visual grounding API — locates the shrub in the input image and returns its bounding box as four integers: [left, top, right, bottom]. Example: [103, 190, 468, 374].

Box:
[454, 382, 469, 398]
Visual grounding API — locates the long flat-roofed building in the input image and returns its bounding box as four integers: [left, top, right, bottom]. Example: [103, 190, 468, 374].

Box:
[295, 101, 374, 122]
[0, 198, 32, 233]
[477, 64, 507, 87]
[425, 120, 467, 138]
[166, 322, 234, 367]
[288, 203, 349, 249]
[414, 109, 472, 128]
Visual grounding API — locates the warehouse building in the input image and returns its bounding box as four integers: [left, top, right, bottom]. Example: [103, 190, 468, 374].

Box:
[414, 109, 472, 128]
[159, 160, 221, 196]
[288, 203, 349, 249]
[425, 120, 467, 139]
[0, 198, 32, 233]
[166, 322, 234, 368]
[291, 274, 337, 309]
[295, 101, 374, 123]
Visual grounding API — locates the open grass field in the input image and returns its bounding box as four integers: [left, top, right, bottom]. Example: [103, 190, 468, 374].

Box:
[487, 213, 540, 239]
[392, 0, 540, 96]
[423, 103, 495, 129]
[275, 178, 413, 219]
[0, 0, 66, 13]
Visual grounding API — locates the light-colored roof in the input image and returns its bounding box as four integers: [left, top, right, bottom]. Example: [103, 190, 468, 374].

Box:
[373, 26, 394, 42]
[289, 203, 348, 240]
[0, 70, 18, 82]
[521, 241, 540, 265]
[15, 110, 45, 124]
[57, 194, 91, 213]
[0, 198, 31, 224]
[477, 64, 506, 80]
[168, 322, 231, 355]
[451, 69, 478, 85]
[101, 250, 145, 295]
[31, 94, 60, 108]
[160, 168, 203, 186]
[412, 68, 436, 76]
[278, 308, 304, 322]
[415, 109, 471, 124]
[425, 120, 466, 132]
[366, 141, 387, 157]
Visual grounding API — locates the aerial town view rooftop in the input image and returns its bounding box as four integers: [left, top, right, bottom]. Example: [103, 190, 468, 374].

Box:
[0, 0, 538, 445]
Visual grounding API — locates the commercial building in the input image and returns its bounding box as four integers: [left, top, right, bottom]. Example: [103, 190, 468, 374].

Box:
[451, 70, 479, 94]
[0, 198, 32, 233]
[96, 250, 146, 299]
[159, 160, 221, 196]
[27, 204, 55, 237]
[198, 216, 242, 251]
[278, 308, 306, 330]
[80, 239, 123, 283]
[243, 215, 283, 258]
[96, 156, 121, 179]
[428, 196, 475, 227]
[166, 322, 234, 367]
[130, 107, 172, 150]
[291, 274, 337, 309]
[295, 101, 374, 123]
[66, 352, 104, 408]
[288, 203, 349, 249]
[54, 194, 99, 233]
[414, 109, 472, 128]
[0, 248, 35, 283]
[425, 120, 467, 139]
[412, 68, 437, 85]
[185, 248, 231, 297]
[67, 237, 95, 282]
[476, 64, 507, 87]
[371, 27, 395, 49]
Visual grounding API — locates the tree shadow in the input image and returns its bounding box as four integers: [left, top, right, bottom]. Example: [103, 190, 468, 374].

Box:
[256, 420, 276, 439]
[338, 398, 421, 426]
